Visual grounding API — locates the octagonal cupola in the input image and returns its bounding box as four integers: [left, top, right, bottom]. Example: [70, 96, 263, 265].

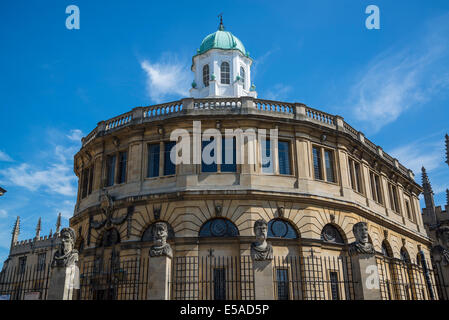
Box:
[190, 19, 257, 99]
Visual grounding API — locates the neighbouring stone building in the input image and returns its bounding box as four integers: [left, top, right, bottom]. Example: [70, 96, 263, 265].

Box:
[0, 21, 442, 300]
[422, 134, 449, 300]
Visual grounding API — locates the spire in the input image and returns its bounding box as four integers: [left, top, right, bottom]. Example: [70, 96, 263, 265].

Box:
[446, 189, 449, 207]
[218, 13, 224, 31]
[35, 217, 41, 239]
[445, 134, 448, 167]
[56, 212, 61, 234]
[49, 228, 53, 237]
[11, 216, 20, 248]
[422, 166, 437, 224]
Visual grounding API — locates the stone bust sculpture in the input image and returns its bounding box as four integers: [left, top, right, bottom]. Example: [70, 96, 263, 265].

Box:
[251, 219, 273, 261]
[149, 222, 173, 258]
[52, 227, 79, 268]
[348, 222, 375, 256]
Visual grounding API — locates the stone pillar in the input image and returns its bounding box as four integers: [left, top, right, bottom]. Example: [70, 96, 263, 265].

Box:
[148, 255, 172, 300]
[351, 254, 381, 300]
[47, 264, 79, 300]
[253, 260, 274, 300]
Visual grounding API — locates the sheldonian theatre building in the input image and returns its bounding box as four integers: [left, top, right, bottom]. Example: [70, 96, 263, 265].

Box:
[0, 21, 444, 301]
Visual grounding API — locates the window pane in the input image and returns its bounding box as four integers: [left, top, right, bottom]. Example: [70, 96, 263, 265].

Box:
[240, 66, 246, 89]
[81, 168, 89, 198]
[348, 159, 355, 190]
[214, 268, 226, 300]
[202, 138, 218, 172]
[375, 175, 383, 204]
[164, 142, 176, 176]
[276, 269, 289, 300]
[106, 155, 116, 187]
[118, 151, 127, 184]
[324, 150, 335, 182]
[370, 172, 377, 201]
[261, 139, 273, 174]
[330, 272, 340, 300]
[313, 147, 323, 180]
[405, 201, 411, 219]
[147, 144, 160, 177]
[354, 162, 362, 193]
[221, 137, 236, 172]
[221, 62, 230, 84]
[203, 64, 209, 87]
[88, 166, 94, 195]
[278, 141, 291, 175]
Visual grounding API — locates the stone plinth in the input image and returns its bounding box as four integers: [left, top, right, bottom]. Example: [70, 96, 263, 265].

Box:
[351, 254, 381, 300]
[47, 264, 79, 300]
[148, 255, 172, 300]
[253, 260, 274, 300]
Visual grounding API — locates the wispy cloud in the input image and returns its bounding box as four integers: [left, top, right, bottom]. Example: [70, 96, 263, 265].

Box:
[0, 150, 13, 162]
[0, 129, 81, 197]
[66, 129, 83, 142]
[140, 54, 190, 103]
[347, 14, 449, 133]
[265, 83, 292, 101]
[252, 47, 279, 81]
[389, 132, 448, 196]
[0, 209, 7, 218]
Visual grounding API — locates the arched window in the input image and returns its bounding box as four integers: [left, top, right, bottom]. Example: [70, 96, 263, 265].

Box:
[267, 219, 298, 239]
[221, 62, 230, 84]
[141, 222, 175, 242]
[321, 224, 344, 244]
[203, 64, 209, 87]
[199, 218, 239, 237]
[240, 66, 246, 89]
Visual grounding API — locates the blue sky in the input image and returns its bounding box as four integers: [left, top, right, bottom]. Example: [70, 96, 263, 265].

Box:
[0, 0, 448, 264]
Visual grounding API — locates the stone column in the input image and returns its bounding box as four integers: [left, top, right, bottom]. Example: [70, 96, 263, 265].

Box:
[48, 264, 79, 300]
[253, 260, 274, 300]
[350, 254, 381, 300]
[147, 255, 172, 300]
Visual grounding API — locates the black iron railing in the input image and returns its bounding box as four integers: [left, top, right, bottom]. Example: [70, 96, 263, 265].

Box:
[0, 263, 51, 300]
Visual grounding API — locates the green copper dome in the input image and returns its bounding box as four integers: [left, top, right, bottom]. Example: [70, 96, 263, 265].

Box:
[197, 25, 247, 56]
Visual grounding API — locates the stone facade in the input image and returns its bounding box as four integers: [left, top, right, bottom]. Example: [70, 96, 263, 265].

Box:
[68, 96, 436, 300]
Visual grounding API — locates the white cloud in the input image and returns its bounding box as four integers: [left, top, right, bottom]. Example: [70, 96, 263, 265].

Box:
[0, 150, 13, 162]
[56, 200, 76, 220]
[389, 133, 448, 194]
[66, 129, 83, 142]
[347, 14, 449, 133]
[0, 129, 81, 197]
[264, 83, 292, 101]
[140, 56, 190, 103]
[1, 163, 76, 196]
[0, 209, 7, 218]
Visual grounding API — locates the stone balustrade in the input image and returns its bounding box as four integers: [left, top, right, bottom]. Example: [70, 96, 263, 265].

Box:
[80, 96, 415, 181]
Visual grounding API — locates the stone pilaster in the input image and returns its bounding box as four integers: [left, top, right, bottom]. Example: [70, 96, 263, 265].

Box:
[147, 255, 172, 300]
[47, 264, 79, 300]
[253, 260, 274, 300]
[350, 254, 381, 300]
